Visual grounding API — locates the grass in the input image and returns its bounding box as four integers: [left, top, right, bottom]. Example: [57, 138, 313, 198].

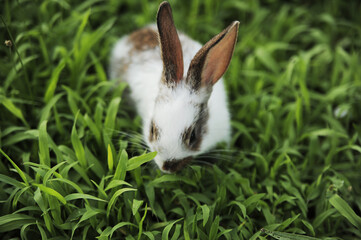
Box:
[1, 0, 361, 239]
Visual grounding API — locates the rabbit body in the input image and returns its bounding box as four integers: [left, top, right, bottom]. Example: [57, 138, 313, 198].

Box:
[109, 2, 238, 172]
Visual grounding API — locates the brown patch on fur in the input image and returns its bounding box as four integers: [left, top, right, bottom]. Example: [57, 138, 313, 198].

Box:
[115, 28, 158, 80]
[129, 28, 159, 52]
[162, 157, 192, 172]
[149, 120, 160, 142]
[182, 103, 209, 151]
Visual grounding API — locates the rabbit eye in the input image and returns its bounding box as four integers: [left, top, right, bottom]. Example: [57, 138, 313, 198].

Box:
[182, 104, 209, 151]
[189, 129, 197, 146]
[184, 127, 197, 148]
[149, 120, 159, 142]
[150, 123, 154, 135]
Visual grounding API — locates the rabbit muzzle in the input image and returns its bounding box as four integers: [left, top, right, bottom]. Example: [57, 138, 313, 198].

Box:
[162, 156, 192, 172]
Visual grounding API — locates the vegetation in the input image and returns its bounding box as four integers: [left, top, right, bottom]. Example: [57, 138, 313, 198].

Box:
[1, 0, 361, 239]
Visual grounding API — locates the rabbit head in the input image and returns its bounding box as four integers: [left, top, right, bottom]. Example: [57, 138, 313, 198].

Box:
[144, 2, 239, 173]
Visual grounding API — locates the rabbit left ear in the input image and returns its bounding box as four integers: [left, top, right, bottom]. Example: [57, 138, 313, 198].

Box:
[187, 21, 239, 89]
[157, 1, 184, 85]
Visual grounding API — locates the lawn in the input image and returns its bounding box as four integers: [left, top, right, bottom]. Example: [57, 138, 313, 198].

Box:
[1, 0, 361, 239]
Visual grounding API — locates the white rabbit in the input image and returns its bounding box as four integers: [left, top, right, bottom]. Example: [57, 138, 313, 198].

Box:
[109, 1, 239, 172]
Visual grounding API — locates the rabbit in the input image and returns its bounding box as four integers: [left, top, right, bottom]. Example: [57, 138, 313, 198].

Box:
[109, 1, 239, 173]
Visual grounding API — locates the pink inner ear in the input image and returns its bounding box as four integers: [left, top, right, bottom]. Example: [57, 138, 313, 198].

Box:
[201, 22, 239, 86]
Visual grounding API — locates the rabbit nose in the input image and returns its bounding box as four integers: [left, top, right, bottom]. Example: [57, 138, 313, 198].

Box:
[162, 157, 192, 172]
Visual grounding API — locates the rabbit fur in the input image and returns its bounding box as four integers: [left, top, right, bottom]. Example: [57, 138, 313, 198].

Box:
[109, 1, 239, 172]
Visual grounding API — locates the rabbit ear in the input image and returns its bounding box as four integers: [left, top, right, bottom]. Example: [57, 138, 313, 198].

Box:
[157, 1, 184, 85]
[187, 21, 239, 89]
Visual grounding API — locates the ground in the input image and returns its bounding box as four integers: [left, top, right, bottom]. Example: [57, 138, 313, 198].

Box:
[0, 0, 361, 239]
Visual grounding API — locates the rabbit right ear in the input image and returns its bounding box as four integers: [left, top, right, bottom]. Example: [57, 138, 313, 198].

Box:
[157, 1, 184, 86]
[187, 21, 239, 90]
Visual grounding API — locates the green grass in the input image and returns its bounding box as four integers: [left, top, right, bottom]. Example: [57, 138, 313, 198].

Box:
[1, 0, 361, 239]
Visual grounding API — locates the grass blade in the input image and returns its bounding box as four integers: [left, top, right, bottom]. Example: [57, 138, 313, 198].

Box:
[0, 148, 29, 186]
[0, 214, 36, 232]
[107, 144, 114, 172]
[71, 112, 87, 168]
[104, 97, 121, 136]
[33, 183, 67, 205]
[44, 58, 66, 103]
[329, 194, 361, 230]
[0, 96, 28, 127]
[261, 228, 320, 240]
[114, 150, 128, 181]
[38, 121, 50, 167]
[132, 199, 144, 216]
[107, 188, 137, 216]
[126, 152, 157, 171]
[64, 193, 107, 202]
[161, 218, 183, 240]
[105, 179, 132, 191]
[200, 204, 210, 227]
